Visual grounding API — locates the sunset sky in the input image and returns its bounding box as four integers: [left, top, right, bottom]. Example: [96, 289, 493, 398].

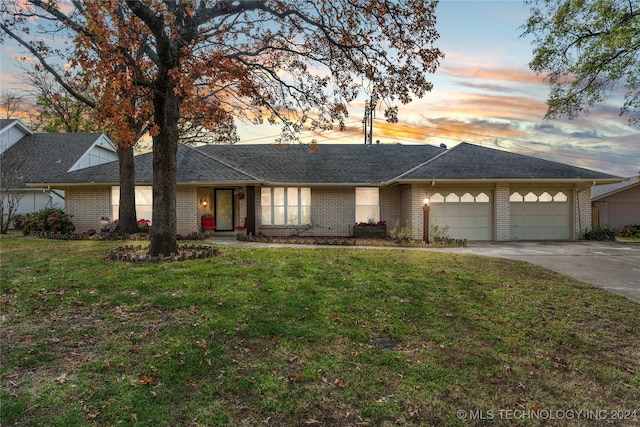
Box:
[1, 1, 638, 177]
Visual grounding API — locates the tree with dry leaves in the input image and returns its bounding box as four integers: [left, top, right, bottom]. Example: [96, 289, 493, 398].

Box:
[23, 68, 147, 234]
[1, 0, 443, 256]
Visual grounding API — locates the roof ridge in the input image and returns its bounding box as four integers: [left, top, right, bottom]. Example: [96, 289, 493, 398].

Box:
[385, 143, 461, 184]
[188, 144, 263, 181]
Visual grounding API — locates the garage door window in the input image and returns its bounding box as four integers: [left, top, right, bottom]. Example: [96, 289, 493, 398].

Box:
[510, 191, 568, 203]
[429, 191, 492, 241]
[432, 192, 490, 204]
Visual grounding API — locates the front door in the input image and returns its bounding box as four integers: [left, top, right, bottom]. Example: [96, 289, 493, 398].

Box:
[215, 189, 234, 231]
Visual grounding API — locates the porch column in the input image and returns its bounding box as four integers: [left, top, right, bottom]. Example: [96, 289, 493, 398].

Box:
[574, 184, 591, 239]
[495, 183, 510, 241]
[410, 184, 431, 240]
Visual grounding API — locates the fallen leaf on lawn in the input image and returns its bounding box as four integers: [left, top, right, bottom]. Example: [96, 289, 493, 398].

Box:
[55, 374, 68, 384]
[139, 375, 155, 385]
[130, 413, 138, 421]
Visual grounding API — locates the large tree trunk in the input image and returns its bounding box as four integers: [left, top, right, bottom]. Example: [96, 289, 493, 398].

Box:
[148, 75, 179, 257]
[115, 146, 138, 234]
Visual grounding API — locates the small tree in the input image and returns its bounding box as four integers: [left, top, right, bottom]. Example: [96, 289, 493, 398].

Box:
[0, 90, 25, 119]
[0, 155, 25, 234]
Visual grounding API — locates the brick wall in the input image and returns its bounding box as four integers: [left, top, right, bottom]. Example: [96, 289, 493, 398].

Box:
[177, 187, 198, 235]
[257, 187, 354, 237]
[495, 183, 510, 241]
[409, 184, 431, 240]
[574, 184, 592, 238]
[65, 186, 111, 232]
[380, 186, 402, 230]
[255, 186, 407, 238]
[66, 182, 590, 241]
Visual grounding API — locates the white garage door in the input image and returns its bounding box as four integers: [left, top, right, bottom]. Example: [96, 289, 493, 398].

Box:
[430, 191, 493, 241]
[510, 191, 570, 240]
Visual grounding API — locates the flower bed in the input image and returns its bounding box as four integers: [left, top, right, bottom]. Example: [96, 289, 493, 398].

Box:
[353, 223, 387, 238]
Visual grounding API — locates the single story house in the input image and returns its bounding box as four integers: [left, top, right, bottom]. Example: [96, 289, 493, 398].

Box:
[0, 119, 118, 220]
[29, 142, 622, 241]
[591, 175, 640, 230]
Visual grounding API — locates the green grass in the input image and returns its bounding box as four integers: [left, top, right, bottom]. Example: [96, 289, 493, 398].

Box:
[1, 236, 639, 426]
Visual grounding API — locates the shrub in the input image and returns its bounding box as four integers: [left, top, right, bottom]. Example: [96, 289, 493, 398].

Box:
[11, 215, 23, 230]
[430, 222, 451, 242]
[619, 224, 640, 238]
[20, 208, 75, 235]
[583, 226, 616, 241]
[388, 220, 413, 242]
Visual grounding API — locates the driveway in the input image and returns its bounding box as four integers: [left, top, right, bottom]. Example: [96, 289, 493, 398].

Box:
[207, 237, 640, 303]
[427, 241, 640, 303]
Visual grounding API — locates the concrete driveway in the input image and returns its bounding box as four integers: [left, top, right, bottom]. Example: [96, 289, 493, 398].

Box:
[429, 241, 640, 303]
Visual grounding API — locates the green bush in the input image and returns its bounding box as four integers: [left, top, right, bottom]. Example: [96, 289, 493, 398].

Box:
[583, 226, 616, 241]
[388, 220, 413, 242]
[20, 208, 75, 235]
[619, 224, 640, 238]
[430, 222, 451, 242]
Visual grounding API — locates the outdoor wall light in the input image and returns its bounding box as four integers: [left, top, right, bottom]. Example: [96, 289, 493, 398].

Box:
[200, 198, 208, 208]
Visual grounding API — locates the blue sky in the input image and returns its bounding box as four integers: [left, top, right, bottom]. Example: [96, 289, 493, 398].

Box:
[1, 0, 638, 177]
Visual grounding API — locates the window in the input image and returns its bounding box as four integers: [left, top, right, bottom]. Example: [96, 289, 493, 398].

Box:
[553, 192, 568, 202]
[460, 193, 475, 203]
[509, 192, 523, 202]
[355, 187, 379, 223]
[111, 186, 153, 222]
[430, 192, 445, 203]
[261, 187, 311, 225]
[476, 192, 490, 203]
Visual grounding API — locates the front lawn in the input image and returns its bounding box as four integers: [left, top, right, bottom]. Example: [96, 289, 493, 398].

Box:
[1, 237, 638, 426]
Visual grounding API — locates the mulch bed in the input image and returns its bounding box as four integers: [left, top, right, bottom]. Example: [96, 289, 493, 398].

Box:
[107, 244, 219, 262]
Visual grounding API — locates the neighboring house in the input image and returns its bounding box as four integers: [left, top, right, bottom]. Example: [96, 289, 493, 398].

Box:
[0, 119, 118, 223]
[30, 141, 622, 241]
[591, 175, 640, 230]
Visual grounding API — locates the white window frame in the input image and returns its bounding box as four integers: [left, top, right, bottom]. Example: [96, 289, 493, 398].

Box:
[111, 186, 153, 223]
[355, 187, 380, 223]
[261, 187, 311, 226]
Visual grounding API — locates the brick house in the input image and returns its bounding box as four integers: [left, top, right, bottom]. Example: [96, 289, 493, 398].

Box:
[1, 119, 118, 222]
[30, 142, 621, 241]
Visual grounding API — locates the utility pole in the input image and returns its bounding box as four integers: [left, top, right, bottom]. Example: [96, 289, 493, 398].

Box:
[362, 97, 375, 144]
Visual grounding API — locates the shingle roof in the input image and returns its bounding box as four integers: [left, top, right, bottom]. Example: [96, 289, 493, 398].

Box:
[31, 141, 622, 186]
[46, 144, 258, 184]
[0, 133, 104, 188]
[401, 142, 618, 180]
[195, 144, 446, 184]
[0, 119, 18, 130]
[592, 176, 640, 199]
